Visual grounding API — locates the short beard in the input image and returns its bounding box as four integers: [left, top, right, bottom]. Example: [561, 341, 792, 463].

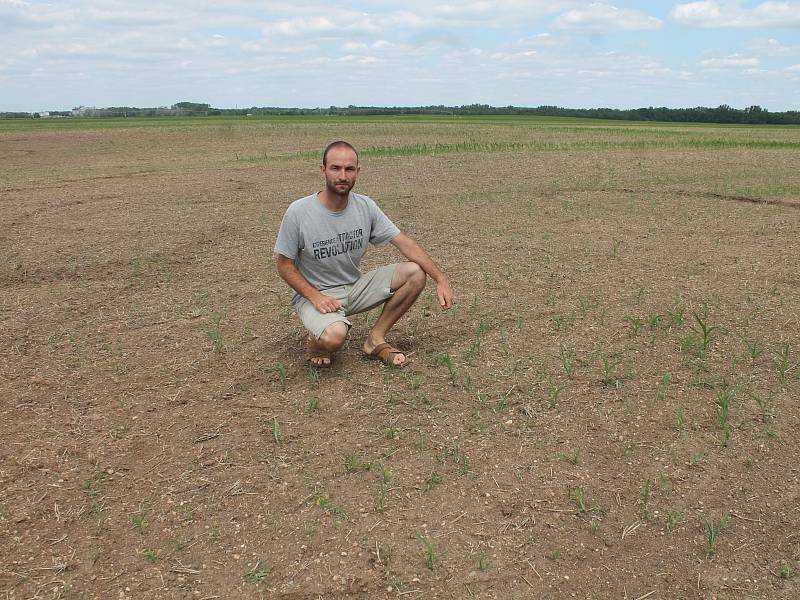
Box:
[326, 180, 353, 198]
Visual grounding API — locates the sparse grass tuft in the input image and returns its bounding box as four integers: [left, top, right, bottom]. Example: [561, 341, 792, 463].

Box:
[704, 513, 729, 557]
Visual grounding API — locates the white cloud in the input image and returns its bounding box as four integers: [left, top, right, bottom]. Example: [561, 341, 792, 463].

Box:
[786, 63, 800, 71]
[700, 54, 761, 67]
[553, 3, 662, 32]
[670, 1, 800, 28]
[746, 37, 800, 56]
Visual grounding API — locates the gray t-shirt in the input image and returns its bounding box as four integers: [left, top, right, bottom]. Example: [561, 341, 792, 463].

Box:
[274, 192, 400, 304]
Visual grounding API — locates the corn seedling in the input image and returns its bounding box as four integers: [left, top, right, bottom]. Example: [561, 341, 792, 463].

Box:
[307, 396, 320, 411]
[275, 364, 288, 388]
[691, 313, 716, 352]
[271, 417, 281, 444]
[740, 335, 762, 364]
[641, 479, 653, 520]
[570, 487, 595, 514]
[376, 467, 392, 513]
[433, 351, 457, 385]
[243, 562, 270, 584]
[305, 490, 344, 516]
[344, 452, 360, 473]
[143, 548, 160, 564]
[477, 554, 490, 571]
[656, 372, 672, 402]
[558, 450, 580, 466]
[547, 547, 561, 561]
[676, 410, 687, 437]
[418, 535, 436, 570]
[667, 305, 686, 328]
[559, 344, 576, 377]
[704, 513, 729, 557]
[599, 353, 623, 387]
[306, 365, 321, 386]
[666, 511, 684, 532]
[774, 342, 796, 388]
[547, 379, 563, 407]
[716, 386, 737, 447]
[424, 471, 442, 491]
[206, 314, 224, 352]
[131, 510, 147, 534]
[780, 564, 797, 579]
[626, 315, 644, 337]
[466, 320, 489, 362]
[611, 238, 623, 257]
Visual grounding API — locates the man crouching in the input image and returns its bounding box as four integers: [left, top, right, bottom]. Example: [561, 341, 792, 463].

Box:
[274, 140, 454, 367]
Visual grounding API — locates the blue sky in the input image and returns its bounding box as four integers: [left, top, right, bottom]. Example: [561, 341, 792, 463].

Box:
[1, 1, 799, 112]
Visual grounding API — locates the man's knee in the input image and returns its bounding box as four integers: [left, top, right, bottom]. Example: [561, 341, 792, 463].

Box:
[393, 261, 426, 291]
[319, 321, 348, 350]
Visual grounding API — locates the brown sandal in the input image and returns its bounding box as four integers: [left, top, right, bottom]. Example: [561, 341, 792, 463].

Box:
[368, 343, 409, 368]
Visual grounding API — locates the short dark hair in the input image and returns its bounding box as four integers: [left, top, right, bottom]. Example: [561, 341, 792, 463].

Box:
[322, 140, 358, 166]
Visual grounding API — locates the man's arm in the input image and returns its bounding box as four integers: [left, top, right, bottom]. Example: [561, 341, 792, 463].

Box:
[390, 232, 454, 309]
[275, 254, 343, 313]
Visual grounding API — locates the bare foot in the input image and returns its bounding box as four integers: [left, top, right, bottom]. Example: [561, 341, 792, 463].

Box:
[307, 337, 333, 368]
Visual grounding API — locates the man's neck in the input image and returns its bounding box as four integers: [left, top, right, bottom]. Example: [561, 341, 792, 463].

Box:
[318, 189, 349, 212]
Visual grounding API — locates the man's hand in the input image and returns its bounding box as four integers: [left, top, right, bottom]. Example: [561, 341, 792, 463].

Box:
[312, 293, 343, 314]
[437, 279, 454, 309]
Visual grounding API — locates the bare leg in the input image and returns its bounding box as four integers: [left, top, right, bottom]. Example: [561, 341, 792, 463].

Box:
[307, 321, 348, 367]
[363, 262, 426, 365]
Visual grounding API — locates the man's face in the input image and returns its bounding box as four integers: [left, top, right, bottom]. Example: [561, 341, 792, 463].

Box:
[321, 146, 359, 197]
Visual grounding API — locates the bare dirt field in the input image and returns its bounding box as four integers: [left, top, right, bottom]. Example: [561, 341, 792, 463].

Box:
[1, 117, 799, 599]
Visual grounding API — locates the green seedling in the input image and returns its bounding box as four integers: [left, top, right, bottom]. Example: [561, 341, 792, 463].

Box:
[547, 547, 561, 561]
[599, 353, 623, 387]
[376, 467, 392, 513]
[647, 314, 663, 329]
[271, 417, 281, 444]
[466, 320, 489, 362]
[275, 364, 288, 388]
[131, 511, 147, 534]
[548, 379, 563, 407]
[611, 238, 622, 257]
[774, 342, 796, 388]
[704, 513, 729, 557]
[417, 535, 436, 570]
[641, 479, 653, 520]
[424, 471, 442, 491]
[740, 335, 762, 364]
[749, 391, 775, 435]
[559, 345, 576, 377]
[570, 487, 595, 514]
[433, 351, 457, 385]
[306, 366, 321, 386]
[344, 452, 360, 473]
[477, 554, 490, 571]
[558, 450, 580, 466]
[625, 315, 644, 337]
[243, 563, 270, 584]
[307, 396, 320, 411]
[143, 548, 160, 564]
[666, 511, 684, 532]
[656, 372, 672, 403]
[689, 452, 704, 466]
[716, 386, 738, 447]
[667, 305, 686, 328]
[206, 314, 224, 352]
[676, 410, 687, 437]
[691, 312, 716, 352]
[780, 564, 797, 579]
[305, 490, 344, 516]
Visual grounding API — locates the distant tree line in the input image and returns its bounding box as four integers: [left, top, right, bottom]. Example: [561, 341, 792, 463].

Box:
[3, 102, 799, 125]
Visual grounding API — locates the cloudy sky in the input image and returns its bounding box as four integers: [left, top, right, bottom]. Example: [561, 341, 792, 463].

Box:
[2, 0, 799, 112]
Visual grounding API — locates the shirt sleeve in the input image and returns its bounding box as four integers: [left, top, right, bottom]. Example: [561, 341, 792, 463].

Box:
[274, 207, 302, 259]
[367, 197, 401, 246]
